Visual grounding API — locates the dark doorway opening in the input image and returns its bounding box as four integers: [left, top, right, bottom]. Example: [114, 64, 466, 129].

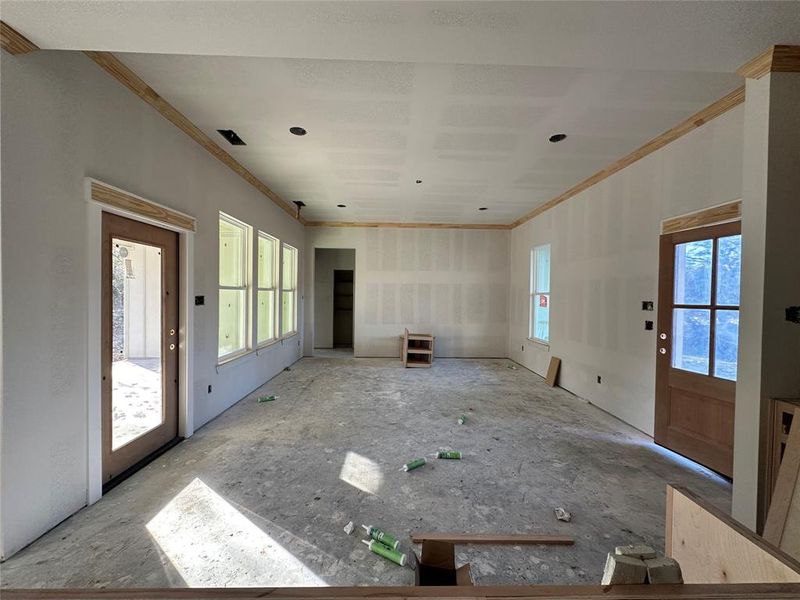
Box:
[333, 269, 354, 348]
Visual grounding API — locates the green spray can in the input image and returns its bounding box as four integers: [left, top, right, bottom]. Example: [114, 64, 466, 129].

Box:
[457, 414, 467, 425]
[361, 525, 400, 550]
[402, 457, 427, 472]
[437, 450, 462, 459]
[362, 539, 407, 566]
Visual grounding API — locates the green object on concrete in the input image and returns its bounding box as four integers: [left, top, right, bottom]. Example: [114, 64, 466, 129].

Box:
[457, 414, 467, 425]
[257, 395, 277, 403]
[437, 450, 462, 459]
[362, 539, 407, 566]
[402, 457, 427, 472]
[362, 525, 399, 550]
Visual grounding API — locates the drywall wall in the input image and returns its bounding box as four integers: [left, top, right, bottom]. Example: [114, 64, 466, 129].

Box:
[305, 228, 509, 357]
[314, 248, 355, 349]
[508, 105, 744, 435]
[733, 72, 800, 529]
[0, 51, 304, 559]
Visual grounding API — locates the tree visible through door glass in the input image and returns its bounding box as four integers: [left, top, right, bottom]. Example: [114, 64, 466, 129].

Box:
[674, 239, 712, 304]
[672, 308, 710, 375]
[716, 235, 741, 306]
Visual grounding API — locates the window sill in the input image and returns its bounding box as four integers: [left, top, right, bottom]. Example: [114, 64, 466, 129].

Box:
[281, 331, 298, 340]
[527, 338, 550, 350]
[256, 338, 281, 351]
[217, 349, 255, 370]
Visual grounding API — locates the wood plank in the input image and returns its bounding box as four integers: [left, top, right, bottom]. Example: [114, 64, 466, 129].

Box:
[511, 86, 745, 229]
[764, 406, 800, 561]
[83, 51, 301, 223]
[91, 181, 196, 232]
[411, 533, 573, 545]
[5, 584, 800, 600]
[738, 45, 800, 79]
[0, 21, 39, 55]
[306, 221, 511, 230]
[661, 201, 741, 235]
[666, 485, 800, 583]
[545, 357, 561, 387]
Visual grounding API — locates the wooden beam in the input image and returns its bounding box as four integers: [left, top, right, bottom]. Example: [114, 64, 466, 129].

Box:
[511, 86, 745, 229]
[4, 584, 800, 600]
[0, 20, 39, 55]
[666, 485, 800, 583]
[661, 200, 741, 235]
[305, 221, 511, 230]
[83, 51, 303, 224]
[90, 180, 196, 232]
[410, 533, 573, 545]
[738, 45, 800, 80]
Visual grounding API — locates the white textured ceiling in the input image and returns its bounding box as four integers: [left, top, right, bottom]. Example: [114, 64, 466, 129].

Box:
[4, 1, 800, 223]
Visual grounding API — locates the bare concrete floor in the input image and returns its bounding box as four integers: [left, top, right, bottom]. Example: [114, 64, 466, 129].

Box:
[1, 358, 730, 587]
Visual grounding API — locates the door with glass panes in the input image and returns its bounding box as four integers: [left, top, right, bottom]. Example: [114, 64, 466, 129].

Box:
[655, 221, 741, 477]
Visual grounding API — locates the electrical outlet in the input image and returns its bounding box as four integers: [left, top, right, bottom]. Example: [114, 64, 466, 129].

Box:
[597, 375, 602, 384]
[645, 320, 654, 330]
[642, 301, 654, 311]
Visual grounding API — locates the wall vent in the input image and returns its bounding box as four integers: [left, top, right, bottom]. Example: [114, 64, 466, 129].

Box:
[217, 129, 246, 146]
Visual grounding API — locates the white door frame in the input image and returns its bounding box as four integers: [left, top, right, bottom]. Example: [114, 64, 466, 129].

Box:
[85, 178, 195, 504]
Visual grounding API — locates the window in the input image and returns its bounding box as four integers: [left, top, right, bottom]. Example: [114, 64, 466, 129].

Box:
[218, 213, 251, 360]
[281, 243, 298, 336]
[257, 232, 279, 345]
[529, 244, 551, 343]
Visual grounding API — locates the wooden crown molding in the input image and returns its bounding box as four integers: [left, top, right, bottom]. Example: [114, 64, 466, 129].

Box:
[738, 45, 800, 80]
[89, 180, 197, 232]
[510, 85, 745, 229]
[1, 20, 39, 55]
[661, 200, 741, 235]
[83, 51, 304, 224]
[305, 220, 511, 230]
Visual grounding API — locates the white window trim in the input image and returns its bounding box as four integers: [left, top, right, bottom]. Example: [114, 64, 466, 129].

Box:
[256, 231, 280, 348]
[218, 211, 252, 364]
[529, 244, 551, 345]
[281, 242, 299, 338]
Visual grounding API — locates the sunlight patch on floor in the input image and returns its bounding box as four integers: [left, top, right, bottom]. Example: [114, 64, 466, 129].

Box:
[339, 451, 383, 495]
[146, 478, 326, 586]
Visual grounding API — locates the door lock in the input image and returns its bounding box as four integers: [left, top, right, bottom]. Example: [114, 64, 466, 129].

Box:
[659, 333, 667, 340]
[169, 343, 176, 351]
[659, 348, 667, 355]
[169, 328, 176, 336]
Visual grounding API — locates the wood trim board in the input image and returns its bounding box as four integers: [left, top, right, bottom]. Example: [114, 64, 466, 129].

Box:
[305, 221, 511, 230]
[410, 533, 573, 545]
[0, 21, 39, 55]
[763, 407, 800, 561]
[738, 45, 800, 80]
[82, 51, 302, 224]
[90, 180, 196, 232]
[545, 357, 561, 387]
[5, 584, 800, 599]
[666, 485, 800, 583]
[661, 200, 742, 235]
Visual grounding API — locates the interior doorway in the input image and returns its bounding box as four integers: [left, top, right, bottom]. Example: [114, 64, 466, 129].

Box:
[102, 212, 179, 488]
[314, 248, 355, 356]
[655, 221, 741, 477]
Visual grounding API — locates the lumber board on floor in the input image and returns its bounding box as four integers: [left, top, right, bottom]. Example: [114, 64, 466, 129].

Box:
[5, 584, 800, 599]
[764, 406, 800, 561]
[410, 532, 573, 545]
[666, 485, 800, 583]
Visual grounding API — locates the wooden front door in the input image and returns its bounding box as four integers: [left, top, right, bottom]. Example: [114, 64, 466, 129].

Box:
[655, 221, 741, 477]
[102, 212, 179, 485]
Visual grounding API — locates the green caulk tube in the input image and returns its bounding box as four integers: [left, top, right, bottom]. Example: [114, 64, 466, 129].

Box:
[361, 525, 400, 550]
[457, 414, 467, 425]
[362, 539, 407, 566]
[437, 450, 462, 459]
[402, 457, 427, 472]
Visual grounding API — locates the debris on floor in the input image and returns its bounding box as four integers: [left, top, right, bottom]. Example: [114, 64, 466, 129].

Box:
[615, 544, 656, 559]
[402, 457, 428, 472]
[257, 395, 277, 403]
[644, 556, 683, 584]
[343, 521, 355, 535]
[457, 414, 467, 425]
[554, 507, 571, 522]
[436, 450, 462, 459]
[362, 525, 400, 549]
[284, 366, 291, 371]
[601, 552, 646, 584]
[601, 545, 683, 585]
[507, 363, 517, 370]
[362, 539, 407, 566]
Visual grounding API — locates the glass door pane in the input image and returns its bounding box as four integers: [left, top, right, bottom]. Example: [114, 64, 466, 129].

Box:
[674, 239, 713, 304]
[672, 308, 711, 375]
[714, 310, 739, 381]
[111, 239, 164, 450]
[716, 235, 742, 305]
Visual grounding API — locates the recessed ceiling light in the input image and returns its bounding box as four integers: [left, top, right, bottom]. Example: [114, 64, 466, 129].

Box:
[478, 207, 488, 211]
[415, 179, 422, 184]
[289, 127, 307, 136]
[548, 133, 567, 143]
[337, 204, 346, 208]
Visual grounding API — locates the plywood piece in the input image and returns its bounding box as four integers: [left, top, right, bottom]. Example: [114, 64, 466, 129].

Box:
[661, 200, 741, 235]
[665, 485, 800, 583]
[91, 181, 196, 232]
[545, 357, 561, 387]
[0, 20, 39, 55]
[764, 408, 800, 561]
[411, 533, 573, 545]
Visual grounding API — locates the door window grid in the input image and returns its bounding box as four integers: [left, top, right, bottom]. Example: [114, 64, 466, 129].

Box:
[671, 234, 740, 381]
